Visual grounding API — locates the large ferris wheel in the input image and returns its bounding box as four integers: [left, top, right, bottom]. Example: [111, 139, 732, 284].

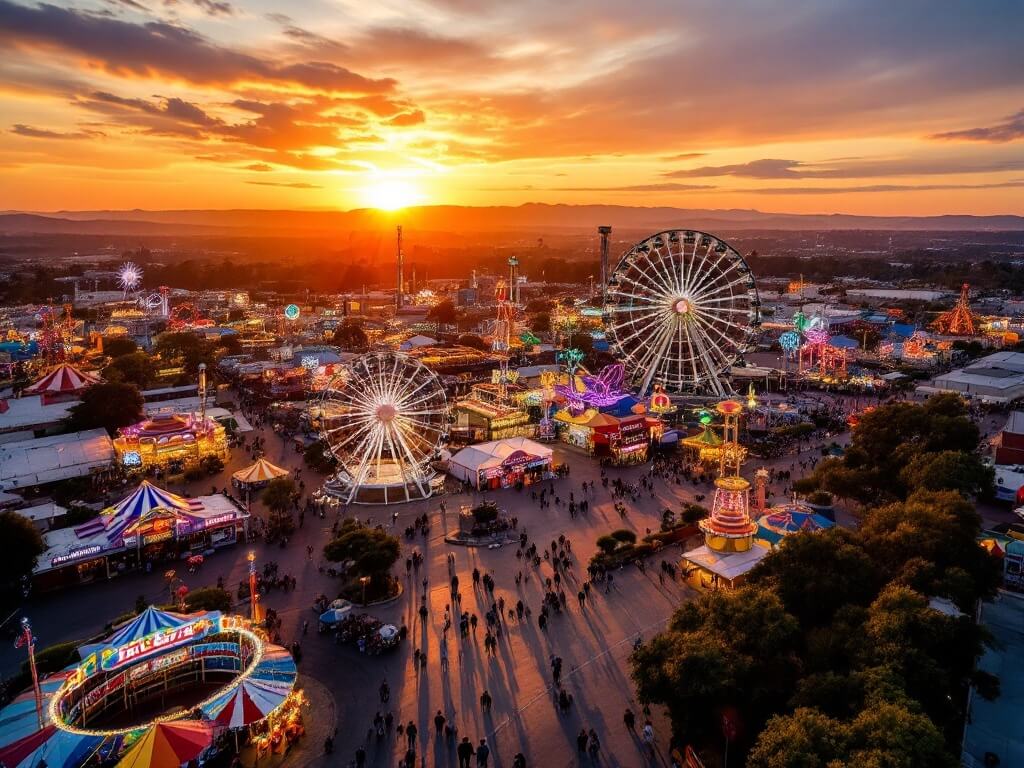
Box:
[605, 229, 761, 396]
[319, 352, 449, 504]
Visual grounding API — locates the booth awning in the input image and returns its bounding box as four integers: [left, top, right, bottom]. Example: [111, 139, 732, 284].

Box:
[115, 722, 213, 768]
[24, 364, 100, 395]
[232, 458, 289, 485]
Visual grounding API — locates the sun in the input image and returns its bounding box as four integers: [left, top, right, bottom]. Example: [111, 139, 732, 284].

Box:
[362, 180, 422, 211]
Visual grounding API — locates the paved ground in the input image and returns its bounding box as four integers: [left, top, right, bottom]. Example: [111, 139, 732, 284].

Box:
[3, 389, 1017, 768]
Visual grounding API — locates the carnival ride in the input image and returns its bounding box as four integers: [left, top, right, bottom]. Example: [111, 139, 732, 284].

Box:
[117, 262, 143, 297]
[319, 351, 449, 504]
[0, 607, 299, 768]
[932, 283, 980, 336]
[36, 304, 76, 363]
[168, 303, 212, 331]
[698, 400, 758, 552]
[137, 287, 170, 318]
[605, 229, 761, 397]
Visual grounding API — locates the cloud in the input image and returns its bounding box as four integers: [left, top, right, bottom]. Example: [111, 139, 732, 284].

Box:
[661, 152, 707, 162]
[665, 156, 1024, 179]
[746, 180, 1024, 195]
[191, 0, 235, 17]
[930, 109, 1024, 143]
[246, 180, 322, 188]
[0, 0, 392, 94]
[244, 162, 273, 172]
[386, 110, 425, 127]
[11, 123, 103, 139]
[549, 182, 715, 192]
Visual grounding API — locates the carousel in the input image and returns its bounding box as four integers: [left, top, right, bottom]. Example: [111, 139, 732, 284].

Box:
[0, 607, 302, 768]
[113, 413, 228, 474]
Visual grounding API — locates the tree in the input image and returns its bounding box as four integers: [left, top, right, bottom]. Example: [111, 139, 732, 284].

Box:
[218, 334, 242, 355]
[183, 586, 233, 612]
[303, 439, 337, 474]
[102, 351, 158, 390]
[531, 312, 551, 333]
[426, 299, 458, 334]
[323, 519, 402, 601]
[102, 336, 138, 358]
[66, 382, 143, 435]
[0, 512, 44, 610]
[332, 321, 368, 351]
[154, 331, 215, 375]
[262, 477, 296, 537]
[747, 707, 846, 768]
[898, 450, 993, 498]
[456, 333, 489, 350]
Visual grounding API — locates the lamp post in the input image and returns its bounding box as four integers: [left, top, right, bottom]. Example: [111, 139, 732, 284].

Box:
[359, 575, 370, 606]
[16, 618, 43, 730]
[248, 551, 260, 623]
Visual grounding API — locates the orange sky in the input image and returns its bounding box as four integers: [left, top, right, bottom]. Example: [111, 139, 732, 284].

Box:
[0, 0, 1022, 214]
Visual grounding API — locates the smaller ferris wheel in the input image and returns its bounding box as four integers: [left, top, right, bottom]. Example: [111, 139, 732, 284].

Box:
[319, 352, 449, 504]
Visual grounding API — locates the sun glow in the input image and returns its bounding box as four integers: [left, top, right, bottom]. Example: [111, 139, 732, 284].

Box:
[362, 180, 422, 210]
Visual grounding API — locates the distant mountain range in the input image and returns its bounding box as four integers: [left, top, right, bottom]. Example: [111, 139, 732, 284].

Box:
[1, 204, 1022, 236]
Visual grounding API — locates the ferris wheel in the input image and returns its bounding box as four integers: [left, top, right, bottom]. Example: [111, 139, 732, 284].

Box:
[605, 229, 761, 396]
[319, 352, 449, 504]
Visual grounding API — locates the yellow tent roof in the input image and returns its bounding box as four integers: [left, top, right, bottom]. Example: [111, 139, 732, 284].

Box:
[232, 457, 290, 484]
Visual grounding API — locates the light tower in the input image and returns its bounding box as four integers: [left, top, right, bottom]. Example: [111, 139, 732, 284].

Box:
[598, 225, 612, 305]
[395, 225, 404, 310]
[508, 255, 520, 306]
[699, 400, 757, 552]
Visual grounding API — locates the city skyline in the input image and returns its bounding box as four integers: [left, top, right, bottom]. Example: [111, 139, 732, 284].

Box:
[1, 0, 1022, 214]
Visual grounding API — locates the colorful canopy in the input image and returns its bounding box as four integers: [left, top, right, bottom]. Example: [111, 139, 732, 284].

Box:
[103, 606, 192, 649]
[116, 721, 214, 768]
[232, 457, 289, 485]
[200, 643, 296, 728]
[0, 671, 73, 748]
[75, 480, 202, 543]
[757, 506, 835, 545]
[0, 725, 103, 768]
[24, 364, 100, 395]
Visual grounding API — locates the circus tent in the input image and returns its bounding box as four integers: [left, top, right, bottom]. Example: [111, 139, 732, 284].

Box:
[757, 504, 835, 546]
[24, 364, 100, 395]
[75, 480, 202, 544]
[115, 721, 214, 768]
[232, 457, 289, 485]
[200, 643, 297, 728]
[0, 725, 104, 768]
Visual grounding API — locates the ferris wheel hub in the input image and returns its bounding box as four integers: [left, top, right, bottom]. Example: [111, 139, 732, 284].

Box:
[375, 403, 397, 422]
[673, 297, 692, 315]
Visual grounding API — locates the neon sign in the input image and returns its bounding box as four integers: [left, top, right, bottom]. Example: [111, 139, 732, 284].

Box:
[52, 545, 102, 567]
[100, 617, 216, 672]
[284, 304, 300, 321]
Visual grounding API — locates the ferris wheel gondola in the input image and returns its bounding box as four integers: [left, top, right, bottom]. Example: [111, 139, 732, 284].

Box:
[604, 229, 761, 396]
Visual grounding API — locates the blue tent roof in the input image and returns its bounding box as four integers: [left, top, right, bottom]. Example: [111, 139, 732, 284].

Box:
[102, 606, 191, 649]
[890, 323, 916, 339]
[828, 335, 859, 349]
[601, 395, 641, 417]
[75, 480, 200, 544]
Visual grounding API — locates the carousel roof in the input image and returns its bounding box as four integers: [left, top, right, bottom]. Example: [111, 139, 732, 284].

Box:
[75, 481, 201, 544]
[0, 725, 103, 768]
[757, 506, 834, 544]
[232, 457, 289, 485]
[0, 671, 73, 749]
[682, 425, 723, 447]
[104, 606, 192, 648]
[24, 364, 100, 395]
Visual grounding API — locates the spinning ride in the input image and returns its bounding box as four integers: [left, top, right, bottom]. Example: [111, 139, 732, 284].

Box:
[605, 229, 760, 396]
[320, 352, 449, 504]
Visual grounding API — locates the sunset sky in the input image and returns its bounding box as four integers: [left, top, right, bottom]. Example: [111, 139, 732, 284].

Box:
[1, 0, 1022, 214]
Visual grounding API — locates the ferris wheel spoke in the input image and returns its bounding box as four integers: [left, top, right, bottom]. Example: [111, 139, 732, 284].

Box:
[637, 316, 679, 395]
[692, 306, 750, 335]
[628, 255, 678, 302]
[681, 236, 700, 296]
[347, 427, 386, 503]
[394, 374, 443, 409]
[686, 319, 728, 395]
[680, 241, 713, 296]
[609, 290, 667, 307]
[391, 420, 431, 493]
[693, 275, 748, 303]
[610, 309, 672, 355]
[688, 257, 733, 300]
[690, 315, 739, 368]
[648, 245, 680, 297]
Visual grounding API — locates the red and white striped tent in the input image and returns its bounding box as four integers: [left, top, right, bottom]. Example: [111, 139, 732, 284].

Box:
[24, 364, 100, 395]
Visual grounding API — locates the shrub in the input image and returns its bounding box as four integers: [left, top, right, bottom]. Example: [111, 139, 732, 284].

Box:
[611, 529, 637, 544]
[807, 490, 834, 506]
[596, 535, 619, 555]
[184, 586, 233, 612]
[471, 501, 500, 524]
[681, 503, 710, 524]
[29, 641, 79, 676]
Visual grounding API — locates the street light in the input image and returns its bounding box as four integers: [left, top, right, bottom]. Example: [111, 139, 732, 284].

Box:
[247, 551, 260, 623]
[359, 575, 371, 606]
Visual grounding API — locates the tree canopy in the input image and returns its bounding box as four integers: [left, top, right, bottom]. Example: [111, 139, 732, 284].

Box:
[102, 351, 158, 390]
[323, 519, 401, 579]
[66, 382, 144, 435]
[102, 336, 138, 358]
[0, 512, 44, 611]
[332, 321, 368, 351]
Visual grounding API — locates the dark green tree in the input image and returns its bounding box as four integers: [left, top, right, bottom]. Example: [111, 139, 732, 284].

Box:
[66, 382, 144, 435]
[0, 512, 44, 610]
[332, 321, 368, 351]
[426, 299, 458, 335]
[102, 351, 158, 390]
[102, 336, 138, 358]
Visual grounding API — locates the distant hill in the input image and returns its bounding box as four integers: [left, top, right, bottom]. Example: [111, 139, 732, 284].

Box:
[1, 204, 1023, 236]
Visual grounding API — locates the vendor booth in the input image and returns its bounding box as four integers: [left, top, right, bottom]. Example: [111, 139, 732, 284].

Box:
[448, 437, 554, 490]
[113, 413, 228, 475]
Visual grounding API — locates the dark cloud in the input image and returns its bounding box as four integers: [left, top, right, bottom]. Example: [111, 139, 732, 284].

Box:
[386, 110, 425, 127]
[244, 162, 273, 171]
[191, 0, 234, 16]
[101, 0, 149, 11]
[0, 0, 392, 93]
[246, 180, 322, 188]
[931, 109, 1024, 143]
[11, 123, 103, 139]
[661, 152, 707, 162]
[666, 159, 802, 179]
[74, 91, 221, 137]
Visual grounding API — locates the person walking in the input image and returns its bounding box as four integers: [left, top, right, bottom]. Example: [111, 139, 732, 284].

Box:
[434, 710, 446, 735]
[577, 729, 589, 753]
[476, 738, 491, 767]
[642, 720, 655, 756]
[588, 729, 600, 762]
[512, 753, 526, 768]
[379, 679, 390, 703]
[457, 737, 475, 768]
[406, 720, 418, 750]
[623, 708, 636, 731]
[480, 689, 492, 712]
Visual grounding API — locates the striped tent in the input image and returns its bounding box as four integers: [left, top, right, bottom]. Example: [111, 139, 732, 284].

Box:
[250, 643, 298, 685]
[757, 507, 835, 546]
[103, 606, 191, 649]
[116, 721, 214, 768]
[0, 671, 73, 750]
[75, 481, 202, 543]
[201, 678, 293, 728]
[24, 364, 100, 395]
[232, 458, 289, 485]
[0, 726, 104, 768]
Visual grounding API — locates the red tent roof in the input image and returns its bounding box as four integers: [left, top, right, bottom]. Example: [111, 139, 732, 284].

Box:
[24, 364, 100, 395]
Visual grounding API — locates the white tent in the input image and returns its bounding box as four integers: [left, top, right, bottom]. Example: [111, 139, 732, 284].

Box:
[448, 437, 553, 488]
